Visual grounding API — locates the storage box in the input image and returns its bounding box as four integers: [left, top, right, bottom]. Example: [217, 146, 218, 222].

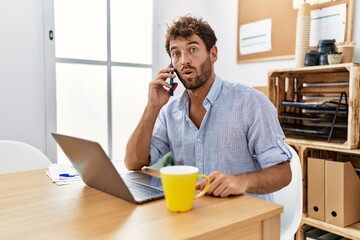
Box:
[306, 149, 360, 227]
[325, 160, 360, 227]
[308, 157, 325, 221]
[268, 63, 360, 149]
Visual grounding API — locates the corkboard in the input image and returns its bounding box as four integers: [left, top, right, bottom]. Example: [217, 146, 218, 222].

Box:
[237, 0, 354, 64]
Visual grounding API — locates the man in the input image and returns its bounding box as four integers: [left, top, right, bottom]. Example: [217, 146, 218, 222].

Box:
[125, 15, 292, 201]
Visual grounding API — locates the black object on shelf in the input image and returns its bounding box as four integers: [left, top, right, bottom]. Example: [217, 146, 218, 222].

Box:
[305, 50, 321, 66]
[280, 92, 348, 142]
[317, 39, 336, 66]
[318, 39, 336, 54]
[319, 53, 329, 65]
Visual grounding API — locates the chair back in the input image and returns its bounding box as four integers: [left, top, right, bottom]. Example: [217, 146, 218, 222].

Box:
[273, 145, 303, 240]
[0, 140, 51, 174]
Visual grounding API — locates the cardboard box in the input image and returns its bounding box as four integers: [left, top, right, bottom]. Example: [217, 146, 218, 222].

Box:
[325, 161, 360, 227]
[308, 157, 325, 221]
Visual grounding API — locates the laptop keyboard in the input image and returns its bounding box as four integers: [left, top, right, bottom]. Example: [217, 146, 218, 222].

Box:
[125, 180, 163, 198]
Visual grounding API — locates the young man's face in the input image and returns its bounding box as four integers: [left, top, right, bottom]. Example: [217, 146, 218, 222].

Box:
[169, 34, 217, 90]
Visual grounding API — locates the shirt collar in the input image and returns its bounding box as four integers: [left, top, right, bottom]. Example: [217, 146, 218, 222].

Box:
[178, 75, 223, 111]
[205, 75, 222, 106]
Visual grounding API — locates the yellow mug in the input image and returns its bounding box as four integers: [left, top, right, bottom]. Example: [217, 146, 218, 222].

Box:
[160, 165, 210, 212]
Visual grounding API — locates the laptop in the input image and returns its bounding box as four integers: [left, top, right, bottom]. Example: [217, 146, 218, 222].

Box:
[52, 133, 164, 204]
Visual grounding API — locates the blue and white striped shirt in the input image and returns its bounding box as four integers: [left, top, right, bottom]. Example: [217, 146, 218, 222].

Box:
[150, 75, 291, 201]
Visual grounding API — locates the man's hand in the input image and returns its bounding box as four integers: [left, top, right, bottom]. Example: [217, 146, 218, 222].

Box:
[195, 161, 291, 198]
[196, 171, 247, 198]
[148, 66, 178, 108]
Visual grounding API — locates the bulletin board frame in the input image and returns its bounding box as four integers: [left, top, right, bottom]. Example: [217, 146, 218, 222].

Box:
[236, 0, 354, 64]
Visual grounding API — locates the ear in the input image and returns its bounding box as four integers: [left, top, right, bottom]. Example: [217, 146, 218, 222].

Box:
[210, 45, 218, 63]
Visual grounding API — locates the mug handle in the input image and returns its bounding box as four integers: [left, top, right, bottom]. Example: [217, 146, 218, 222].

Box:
[194, 174, 210, 199]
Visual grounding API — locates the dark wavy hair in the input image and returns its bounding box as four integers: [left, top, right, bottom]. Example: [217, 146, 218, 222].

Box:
[165, 15, 217, 56]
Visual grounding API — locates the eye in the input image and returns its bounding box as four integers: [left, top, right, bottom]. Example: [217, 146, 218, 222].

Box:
[190, 47, 197, 53]
[171, 51, 180, 58]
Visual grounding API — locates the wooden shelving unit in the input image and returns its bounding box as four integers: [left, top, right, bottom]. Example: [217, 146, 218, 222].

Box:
[302, 216, 360, 239]
[268, 64, 360, 239]
[268, 63, 360, 149]
[290, 144, 360, 239]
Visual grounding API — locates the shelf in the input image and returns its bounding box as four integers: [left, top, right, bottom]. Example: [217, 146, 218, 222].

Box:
[285, 136, 348, 149]
[268, 63, 360, 149]
[302, 217, 360, 239]
[282, 124, 347, 138]
[270, 64, 360, 240]
[281, 100, 348, 112]
[268, 63, 357, 75]
[279, 112, 348, 123]
[288, 143, 360, 240]
[286, 140, 360, 155]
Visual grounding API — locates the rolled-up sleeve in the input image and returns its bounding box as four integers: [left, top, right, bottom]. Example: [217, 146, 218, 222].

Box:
[246, 90, 292, 169]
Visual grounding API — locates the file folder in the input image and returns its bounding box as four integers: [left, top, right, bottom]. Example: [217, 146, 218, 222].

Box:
[308, 157, 325, 221]
[325, 161, 360, 227]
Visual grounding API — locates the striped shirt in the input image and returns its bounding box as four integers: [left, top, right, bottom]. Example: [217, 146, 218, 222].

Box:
[150, 75, 292, 201]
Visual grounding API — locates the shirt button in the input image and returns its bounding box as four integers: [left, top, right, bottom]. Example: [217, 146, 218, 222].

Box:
[197, 138, 201, 142]
[198, 163, 202, 166]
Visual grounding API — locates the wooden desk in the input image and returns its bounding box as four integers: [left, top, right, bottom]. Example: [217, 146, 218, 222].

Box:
[0, 169, 282, 239]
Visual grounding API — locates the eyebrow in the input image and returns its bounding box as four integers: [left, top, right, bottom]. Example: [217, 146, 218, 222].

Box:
[186, 41, 200, 46]
[170, 40, 201, 52]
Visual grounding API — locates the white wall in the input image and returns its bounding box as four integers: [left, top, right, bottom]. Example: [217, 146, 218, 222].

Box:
[0, 0, 47, 154]
[158, 0, 360, 87]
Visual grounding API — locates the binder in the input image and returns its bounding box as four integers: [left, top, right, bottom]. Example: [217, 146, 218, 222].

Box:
[325, 161, 360, 227]
[308, 157, 325, 221]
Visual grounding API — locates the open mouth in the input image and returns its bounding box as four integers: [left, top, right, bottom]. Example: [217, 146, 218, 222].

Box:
[181, 68, 195, 78]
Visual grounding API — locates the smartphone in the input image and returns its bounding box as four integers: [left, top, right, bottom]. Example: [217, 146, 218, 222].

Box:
[170, 62, 174, 96]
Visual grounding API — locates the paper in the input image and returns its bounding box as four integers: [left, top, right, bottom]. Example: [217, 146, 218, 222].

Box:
[46, 163, 81, 185]
[239, 18, 272, 55]
[309, 3, 346, 46]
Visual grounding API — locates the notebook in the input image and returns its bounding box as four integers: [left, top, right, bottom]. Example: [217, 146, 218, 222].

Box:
[51, 133, 164, 204]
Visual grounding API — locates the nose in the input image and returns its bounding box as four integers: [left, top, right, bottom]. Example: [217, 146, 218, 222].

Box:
[180, 52, 191, 66]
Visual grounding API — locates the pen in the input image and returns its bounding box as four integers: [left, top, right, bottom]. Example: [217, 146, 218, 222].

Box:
[170, 62, 174, 96]
[59, 173, 78, 177]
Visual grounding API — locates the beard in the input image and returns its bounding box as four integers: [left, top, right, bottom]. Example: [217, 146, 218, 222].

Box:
[176, 55, 212, 90]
